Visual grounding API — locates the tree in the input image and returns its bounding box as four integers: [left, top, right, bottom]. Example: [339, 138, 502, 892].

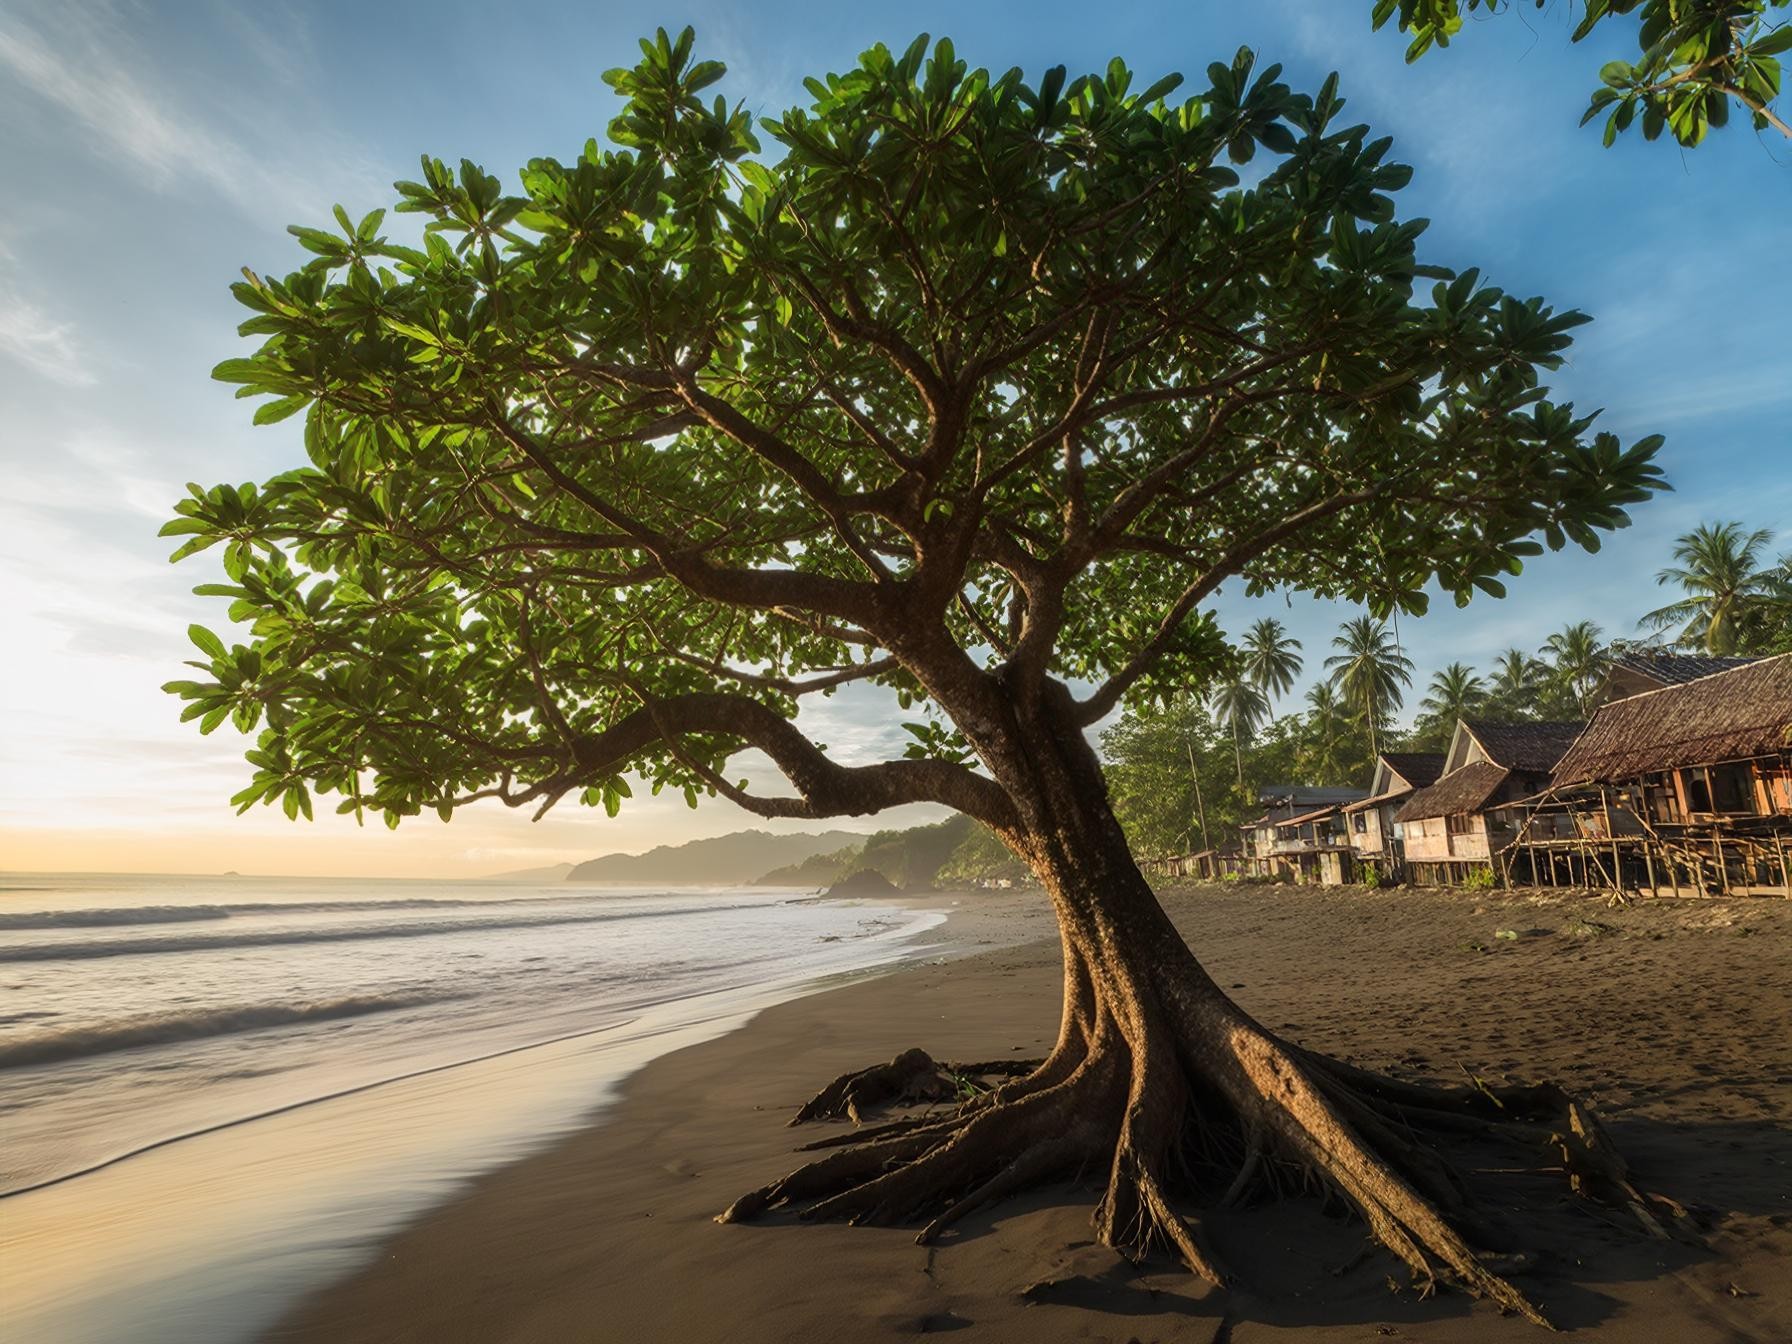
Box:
[1325, 616, 1415, 761]
[1541, 619, 1607, 716]
[1411, 660, 1486, 748]
[165, 32, 1672, 1321]
[1241, 616, 1304, 699]
[1296, 680, 1368, 784]
[1209, 671, 1271, 795]
[1373, 0, 1792, 146]
[1640, 521, 1788, 654]
[1486, 646, 1547, 719]
[1102, 694, 1220, 856]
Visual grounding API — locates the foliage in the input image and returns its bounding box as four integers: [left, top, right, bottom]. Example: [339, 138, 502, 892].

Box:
[1410, 660, 1487, 749]
[1324, 615, 1414, 757]
[1641, 521, 1791, 654]
[1541, 619, 1607, 717]
[1372, 0, 1792, 146]
[1241, 618, 1304, 700]
[164, 30, 1665, 836]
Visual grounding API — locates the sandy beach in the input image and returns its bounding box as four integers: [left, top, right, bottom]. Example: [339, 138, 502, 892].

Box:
[271, 884, 1792, 1343]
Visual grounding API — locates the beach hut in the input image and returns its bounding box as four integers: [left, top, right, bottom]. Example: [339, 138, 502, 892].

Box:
[1597, 649, 1763, 705]
[1341, 751, 1446, 882]
[1510, 653, 1792, 896]
[1239, 786, 1369, 880]
[1394, 721, 1584, 885]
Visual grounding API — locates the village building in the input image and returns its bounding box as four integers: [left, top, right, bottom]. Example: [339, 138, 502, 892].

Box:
[1598, 649, 1763, 705]
[1339, 751, 1446, 881]
[1240, 786, 1369, 882]
[1393, 721, 1584, 885]
[1508, 653, 1792, 896]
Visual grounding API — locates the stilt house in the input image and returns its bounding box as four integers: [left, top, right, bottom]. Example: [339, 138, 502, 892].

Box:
[1509, 653, 1792, 896]
[1394, 721, 1584, 884]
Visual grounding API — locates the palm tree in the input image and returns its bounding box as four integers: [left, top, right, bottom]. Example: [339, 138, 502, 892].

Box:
[1542, 620, 1606, 717]
[1641, 521, 1787, 655]
[1241, 618, 1303, 701]
[1487, 647, 1546, 717]
[1324, 616, 1414, 761]
[1208, 674, 1269, 796]
[1419, 662, 1486, 724]
[1300, 681, 1354, 784]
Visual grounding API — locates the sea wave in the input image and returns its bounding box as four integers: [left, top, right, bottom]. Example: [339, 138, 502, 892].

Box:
[0, 893, 635, 930]
[0, 902, 745, 962]
[0, 993, 455, 1070]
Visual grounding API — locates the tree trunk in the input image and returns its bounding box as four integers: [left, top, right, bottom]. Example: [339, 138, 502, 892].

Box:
[719, 684, 1681, 1325]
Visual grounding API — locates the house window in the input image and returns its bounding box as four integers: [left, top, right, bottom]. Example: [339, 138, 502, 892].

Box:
[1683, 771, 1712, 814]
[1352, 813, 1367, 833]
[1710, 763, 1753, 815]
[1446, 813, 1473, 835]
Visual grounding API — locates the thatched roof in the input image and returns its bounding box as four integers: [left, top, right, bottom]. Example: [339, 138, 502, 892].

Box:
[1608, 650, 1761, 688]
[1463, 721, 1584, 772]
[1554, 654, 1792, 783]
[1381, 752, 1446, 791]
[1395, 761, 1510, 823]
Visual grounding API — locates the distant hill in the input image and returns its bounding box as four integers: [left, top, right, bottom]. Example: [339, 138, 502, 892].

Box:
[483, 862, 576, 882]
[566, 829, 861, 885]
[755, 816, 978, 890]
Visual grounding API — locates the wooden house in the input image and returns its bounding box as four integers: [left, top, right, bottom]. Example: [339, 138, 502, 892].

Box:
[1394, 721, 1583, 884]
[1240, 786, 1368, 880]
[1510, 654, 1792, 896]
[1598, 650, 1762, 705]
[1341, 751, 1446, 880]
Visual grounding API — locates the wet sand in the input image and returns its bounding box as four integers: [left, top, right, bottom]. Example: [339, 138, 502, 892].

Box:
[272, 884, 1792, 1343]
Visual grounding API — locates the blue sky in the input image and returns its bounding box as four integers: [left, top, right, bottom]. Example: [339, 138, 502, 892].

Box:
[2, 1, 1787, 876]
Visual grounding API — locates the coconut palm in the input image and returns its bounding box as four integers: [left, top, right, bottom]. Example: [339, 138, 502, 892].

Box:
[1300, 681, 1355, 784]
[1542, 620, 1606, 717]
[1640, 521, 1787, 655]
[1241, 617, 1303, 701]
[1324, 616, 1414, 761]
[1208, 674, 1270, 795]
[1487, 647, 1546, 718]
[1419, 662, 1487, 723]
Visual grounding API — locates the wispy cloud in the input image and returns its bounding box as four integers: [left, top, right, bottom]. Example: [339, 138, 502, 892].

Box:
[0, 5, 381, 227]
[0, 278, 92, 385]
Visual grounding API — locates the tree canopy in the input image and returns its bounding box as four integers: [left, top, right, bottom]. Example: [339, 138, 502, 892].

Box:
[1374, 0, 1792, 147]
[164, 29, 1666, 835]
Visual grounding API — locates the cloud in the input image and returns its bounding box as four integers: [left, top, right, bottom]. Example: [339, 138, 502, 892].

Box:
[0, 280, 92, 385]
[0, 6, 382, 227]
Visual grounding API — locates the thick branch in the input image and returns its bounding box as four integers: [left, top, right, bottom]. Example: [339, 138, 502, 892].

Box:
[566, 692, 1017, 829]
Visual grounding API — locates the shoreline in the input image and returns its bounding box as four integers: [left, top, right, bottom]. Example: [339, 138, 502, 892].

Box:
[271, 883, 1792, 1343]
[1, 890, 1001, 1344]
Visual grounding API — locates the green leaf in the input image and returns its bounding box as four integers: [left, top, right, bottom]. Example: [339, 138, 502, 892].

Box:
[188, 625, 227, 660]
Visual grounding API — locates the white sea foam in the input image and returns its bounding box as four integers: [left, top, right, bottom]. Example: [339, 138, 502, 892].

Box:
[0, 993, 457, 1070]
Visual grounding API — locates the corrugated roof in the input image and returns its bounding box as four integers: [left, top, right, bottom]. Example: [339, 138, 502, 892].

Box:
[1464, 721, 1585, 772]
[1381, 752, 1446, 790]
[1395, 760, 1511, 823]
[1608, 651, 1762, 688]
[1554, 654, 1792, 783]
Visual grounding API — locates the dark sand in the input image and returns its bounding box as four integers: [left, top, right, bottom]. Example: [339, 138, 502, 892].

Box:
[273, 885, 1792, 1343]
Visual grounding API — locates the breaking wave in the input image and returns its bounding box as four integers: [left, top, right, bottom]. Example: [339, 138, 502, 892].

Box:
[0, 902, 744, 962]
[0, 993, 455, 1070]
[0, 893, 627, 931]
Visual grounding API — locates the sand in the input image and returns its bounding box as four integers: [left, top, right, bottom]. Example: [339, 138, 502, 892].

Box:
[270, 884, 1792, 1343]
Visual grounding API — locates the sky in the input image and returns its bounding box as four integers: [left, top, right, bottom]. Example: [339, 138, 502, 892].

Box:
[1, 1, 1788, 878]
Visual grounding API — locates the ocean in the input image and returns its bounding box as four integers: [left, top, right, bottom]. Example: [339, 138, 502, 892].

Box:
[0, 871, 947, 1344]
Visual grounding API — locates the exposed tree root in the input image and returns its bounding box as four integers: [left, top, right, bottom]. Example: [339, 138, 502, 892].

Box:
[720, 1009, 1693, 1329]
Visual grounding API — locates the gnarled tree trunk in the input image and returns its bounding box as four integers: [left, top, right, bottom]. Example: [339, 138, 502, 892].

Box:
[720, 683, 1683, 1327]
